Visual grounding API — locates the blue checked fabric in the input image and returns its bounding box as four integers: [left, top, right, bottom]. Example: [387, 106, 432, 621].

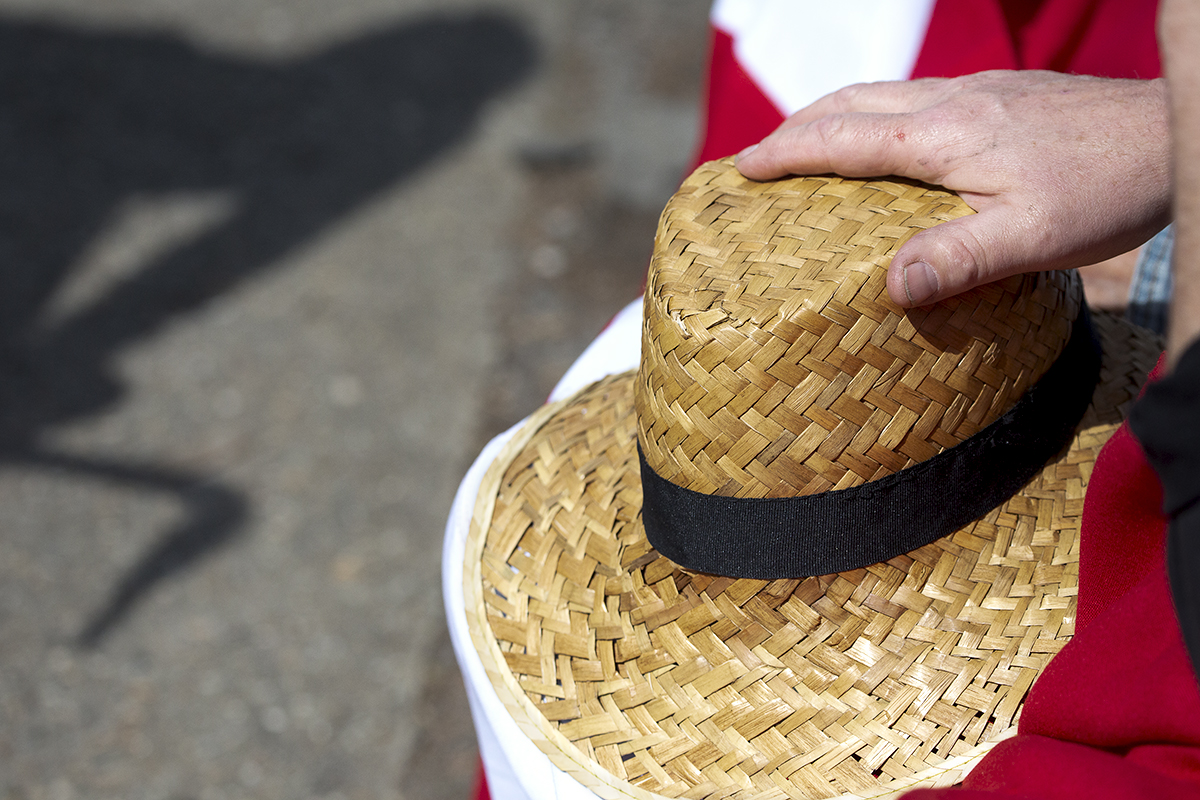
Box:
[1127, 225, 1174, 335]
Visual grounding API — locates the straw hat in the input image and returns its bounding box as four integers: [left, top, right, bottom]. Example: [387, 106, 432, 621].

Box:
[463, 159, 1160, 799]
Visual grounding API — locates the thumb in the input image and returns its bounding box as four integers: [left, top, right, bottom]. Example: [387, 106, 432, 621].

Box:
[886, 209, 1036, 307]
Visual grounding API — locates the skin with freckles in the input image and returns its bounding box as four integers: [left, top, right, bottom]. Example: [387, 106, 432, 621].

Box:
[735, 71, 1172, 308]
[1161, 0, 1200, 369]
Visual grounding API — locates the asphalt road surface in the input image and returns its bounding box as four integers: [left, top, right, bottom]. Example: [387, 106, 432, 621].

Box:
[0, 1, 710, 798]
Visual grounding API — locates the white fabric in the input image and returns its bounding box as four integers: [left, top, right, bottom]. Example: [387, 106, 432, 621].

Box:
[711, 0, 937, 114]
[443, 299, 643, 800]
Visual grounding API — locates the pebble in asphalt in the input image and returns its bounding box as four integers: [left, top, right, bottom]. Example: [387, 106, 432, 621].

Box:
[0, 1, 711, 798]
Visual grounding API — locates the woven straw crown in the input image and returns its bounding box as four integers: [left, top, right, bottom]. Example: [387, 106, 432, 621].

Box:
[465, 160, 1159, 799]
[636, 164, 1076, 498]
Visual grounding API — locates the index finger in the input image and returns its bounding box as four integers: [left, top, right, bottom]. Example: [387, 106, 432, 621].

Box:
[736, 110, 945, 184]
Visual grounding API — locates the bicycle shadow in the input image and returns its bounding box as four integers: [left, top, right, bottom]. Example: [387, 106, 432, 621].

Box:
[0, 12, 536, 646]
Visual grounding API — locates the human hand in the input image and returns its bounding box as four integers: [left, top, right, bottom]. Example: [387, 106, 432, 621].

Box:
[735, 71, 1171, 307]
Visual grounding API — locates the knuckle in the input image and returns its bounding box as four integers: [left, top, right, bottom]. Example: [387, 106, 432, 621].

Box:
[929, 227, 988, 290]
[810, 114, 848, 155]
[831, 82, 870, 111]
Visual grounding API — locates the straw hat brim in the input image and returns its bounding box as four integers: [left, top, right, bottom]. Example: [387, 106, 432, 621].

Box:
[464, 309, 1160, 800]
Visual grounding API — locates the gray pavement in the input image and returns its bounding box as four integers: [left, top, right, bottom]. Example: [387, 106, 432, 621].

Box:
[0, 1, 709, 798]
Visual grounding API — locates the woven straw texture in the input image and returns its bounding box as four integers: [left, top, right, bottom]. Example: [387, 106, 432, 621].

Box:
[637, 160, 1079, 497]
[466, 313, 1158, 800]
[464, 164, 1162, 799]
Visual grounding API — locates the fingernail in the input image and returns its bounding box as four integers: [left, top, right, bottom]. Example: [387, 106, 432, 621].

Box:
[735, 144, 758, 162]
[902, 262, 938, 305]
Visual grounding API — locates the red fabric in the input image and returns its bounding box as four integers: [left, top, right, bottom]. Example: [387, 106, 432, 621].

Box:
[911, 1, 1021, 77]
[911, 0, 1161, 79]
[1077, 419, 1166, 628]
[689, 26, 785, 167]
[474, 759, 492, 800]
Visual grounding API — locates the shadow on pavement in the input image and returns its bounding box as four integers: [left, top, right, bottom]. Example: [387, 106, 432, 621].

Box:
[0, 12, 536, 646]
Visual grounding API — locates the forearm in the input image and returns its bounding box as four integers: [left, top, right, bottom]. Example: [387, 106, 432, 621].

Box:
[1162, 0, 1200, 369]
